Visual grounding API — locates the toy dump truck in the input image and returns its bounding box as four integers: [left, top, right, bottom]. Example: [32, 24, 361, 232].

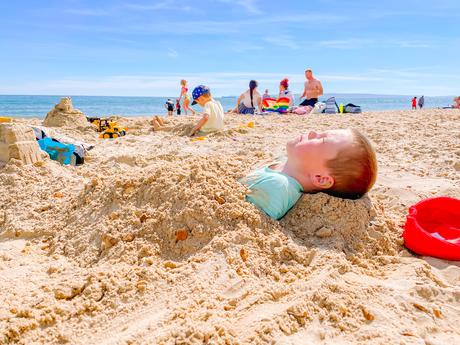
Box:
[87, 117, 128, 139]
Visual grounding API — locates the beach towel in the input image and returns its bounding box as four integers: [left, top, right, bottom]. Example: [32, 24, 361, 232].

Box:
[324, 97, 338, 114]
[33, 126, 88, 165]
[293, 106, 312, 115]
[311, 102, 326, 114]
[262, 97, 290, 113]
[38, 138, 77, 165]
[344, 103, 362, 114]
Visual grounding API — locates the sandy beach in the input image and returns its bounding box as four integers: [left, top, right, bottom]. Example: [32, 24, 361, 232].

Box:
[1, 108, 459, 344]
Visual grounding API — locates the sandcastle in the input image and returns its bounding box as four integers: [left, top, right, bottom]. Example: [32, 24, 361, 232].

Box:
[43, 97, 92, 128]
[0, 123, 42, 165]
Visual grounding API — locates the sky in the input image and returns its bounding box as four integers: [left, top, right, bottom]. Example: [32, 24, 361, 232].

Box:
[0, 0, 459, 97]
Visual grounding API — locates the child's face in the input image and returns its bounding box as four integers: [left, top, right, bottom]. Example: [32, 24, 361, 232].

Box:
[195, 94, 210, 106]
[286, 129, 353, 174]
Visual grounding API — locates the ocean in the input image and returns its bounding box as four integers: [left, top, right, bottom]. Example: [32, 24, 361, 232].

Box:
[0, 94, 455, 118]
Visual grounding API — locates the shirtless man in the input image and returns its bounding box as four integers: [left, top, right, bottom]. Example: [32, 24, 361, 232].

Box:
[299, 69, 323, 107]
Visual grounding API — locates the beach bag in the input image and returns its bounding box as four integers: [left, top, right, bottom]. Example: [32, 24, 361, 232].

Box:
[311, 102, 326, 114]
[344, 103, 362, 114]
[324, 97, 338, 114]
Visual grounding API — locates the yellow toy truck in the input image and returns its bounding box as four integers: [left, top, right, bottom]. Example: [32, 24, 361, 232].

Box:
[87, 117, 128, 139]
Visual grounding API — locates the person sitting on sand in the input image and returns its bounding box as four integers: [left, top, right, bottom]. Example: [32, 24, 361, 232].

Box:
[240, 129, 377, 220]
[279, 78, 294, 107]
[189, 85, 224, 136]
[262, 89, 271, 100]
[179, 79, 196, 115]
[235, 80, 262, 115]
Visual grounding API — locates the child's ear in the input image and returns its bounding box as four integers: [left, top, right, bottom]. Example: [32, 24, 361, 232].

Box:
[312, 174, 334, 190]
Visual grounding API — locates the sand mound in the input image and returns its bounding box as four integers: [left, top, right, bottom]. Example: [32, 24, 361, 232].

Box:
[44, 152, 382, 270]
[43, 97, 92, 129]
[0, 123, 43, 166]
[48, 155, 267, 266]
[282, 193, 373, 252]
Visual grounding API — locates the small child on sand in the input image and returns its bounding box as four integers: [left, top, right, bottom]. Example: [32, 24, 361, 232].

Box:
[240, 129, 377, 220]
[176, 99, 181, 115]
[189, 85, 224, 136]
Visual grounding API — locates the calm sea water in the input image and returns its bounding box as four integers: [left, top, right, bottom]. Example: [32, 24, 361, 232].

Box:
[0, 94, 455, 118]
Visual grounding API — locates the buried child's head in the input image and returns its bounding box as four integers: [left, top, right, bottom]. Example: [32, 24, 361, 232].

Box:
[286, 128, 377, 199]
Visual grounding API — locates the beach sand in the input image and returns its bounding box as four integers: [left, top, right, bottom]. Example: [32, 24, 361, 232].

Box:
[0, 109, 459, 344]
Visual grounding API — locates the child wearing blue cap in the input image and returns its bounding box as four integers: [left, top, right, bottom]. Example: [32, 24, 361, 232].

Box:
[189, 85, 224, 136]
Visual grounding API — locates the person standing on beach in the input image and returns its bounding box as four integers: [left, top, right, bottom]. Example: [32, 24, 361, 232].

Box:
[412, 97, 417, 110]
[418, 96, 425, 109]
[299, 69, 323, 107]
[179, 80, 196, 115]
[176, 99, 181, 115]
[165, 99, 174, 116]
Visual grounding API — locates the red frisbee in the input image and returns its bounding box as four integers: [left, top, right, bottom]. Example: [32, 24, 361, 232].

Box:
[403, 197, 460, 261]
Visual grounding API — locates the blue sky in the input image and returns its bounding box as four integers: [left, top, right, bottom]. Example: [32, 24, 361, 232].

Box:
[0, 0, 459, 96]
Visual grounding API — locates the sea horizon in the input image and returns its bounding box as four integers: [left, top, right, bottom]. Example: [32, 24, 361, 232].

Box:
[0, 93, 455, 118]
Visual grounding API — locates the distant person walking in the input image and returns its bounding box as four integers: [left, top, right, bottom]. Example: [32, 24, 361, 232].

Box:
[418, 95, 425, 109]
[411, 97, 417, 110]
[179, 79, 196, 115]
[299, 69, 323, 107]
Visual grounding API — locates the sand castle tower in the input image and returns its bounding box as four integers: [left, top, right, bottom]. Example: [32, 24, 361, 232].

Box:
[43, 97, 91, 128]
[0, 123, 42, 165]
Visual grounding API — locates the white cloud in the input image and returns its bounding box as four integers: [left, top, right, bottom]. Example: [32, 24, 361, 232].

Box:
[319, 38, 436, 50]
[217, 0, 262, 15]
[319, 39, 370, 49]
[263, 35, 300, 50]
[121, 1, 193, 12]
[63, 8, 111, 16]
[395, 41, 434, 48]
[2, 69, 458, 97]
[167, 48, 179, 58]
